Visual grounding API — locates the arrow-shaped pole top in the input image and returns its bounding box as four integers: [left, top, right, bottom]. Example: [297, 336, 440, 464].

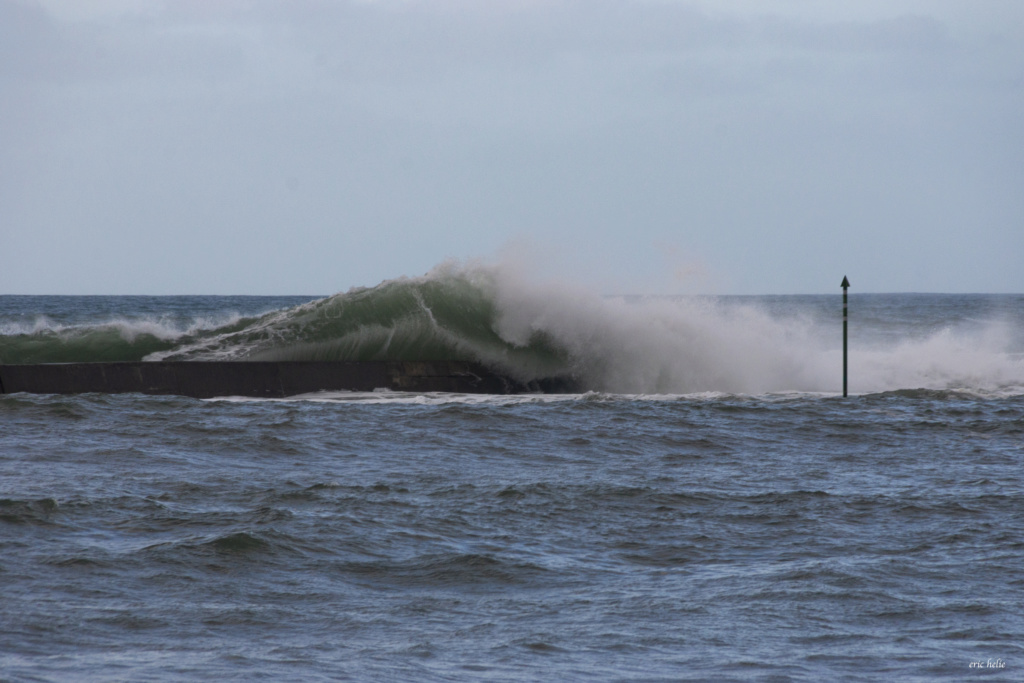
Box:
[841, 276, 850, 289]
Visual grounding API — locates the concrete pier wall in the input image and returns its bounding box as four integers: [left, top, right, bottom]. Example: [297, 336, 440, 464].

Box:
[0, 361, 574, 398]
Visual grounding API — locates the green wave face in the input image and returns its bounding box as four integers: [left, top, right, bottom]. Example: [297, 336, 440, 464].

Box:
[0, 325, 180, 364]
[151, 267, 574, 382]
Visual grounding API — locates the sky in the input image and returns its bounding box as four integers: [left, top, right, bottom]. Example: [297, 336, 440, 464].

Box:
[1, 0, 1022, 295]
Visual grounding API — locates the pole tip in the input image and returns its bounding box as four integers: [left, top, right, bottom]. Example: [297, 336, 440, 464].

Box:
[841, 276, 850, 289]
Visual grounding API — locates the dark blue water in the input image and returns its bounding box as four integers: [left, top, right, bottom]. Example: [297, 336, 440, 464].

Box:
[2, 290, 1023, 680]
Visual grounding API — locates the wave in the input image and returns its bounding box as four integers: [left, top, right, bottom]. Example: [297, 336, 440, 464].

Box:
[2, 261, 1023, 395]
[145, 260, 836, 392]
[0, 313, 251, 364]
[149, 262, 572, 385]
[0, 497, 61, 525]
[339, 552, 549, 587]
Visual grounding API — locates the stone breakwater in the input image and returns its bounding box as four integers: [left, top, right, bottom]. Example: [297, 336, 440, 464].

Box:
[0, 361, 579, 398]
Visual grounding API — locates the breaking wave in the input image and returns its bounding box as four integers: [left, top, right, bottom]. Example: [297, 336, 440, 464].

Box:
[2, 261, 1022, 395]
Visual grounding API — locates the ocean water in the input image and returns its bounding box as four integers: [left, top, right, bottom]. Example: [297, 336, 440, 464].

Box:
[2, 265, 1023, 681]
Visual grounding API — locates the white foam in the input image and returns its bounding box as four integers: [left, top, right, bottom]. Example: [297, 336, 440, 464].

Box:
[204, 391, 584, 405]
[850, 322, 1024, 396]
[1, 314, 245, 343]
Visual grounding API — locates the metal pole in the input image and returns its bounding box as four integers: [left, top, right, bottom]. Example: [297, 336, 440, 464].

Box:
[841, 276, 850, 397]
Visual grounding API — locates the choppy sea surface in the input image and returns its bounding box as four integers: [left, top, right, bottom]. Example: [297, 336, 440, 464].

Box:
[2, 269, 1023, 681]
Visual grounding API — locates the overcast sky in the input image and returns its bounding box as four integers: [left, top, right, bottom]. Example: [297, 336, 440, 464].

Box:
[2, 0, 1022, 295]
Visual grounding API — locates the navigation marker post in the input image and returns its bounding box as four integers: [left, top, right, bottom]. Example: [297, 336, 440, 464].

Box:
[841, 276, 850, 397]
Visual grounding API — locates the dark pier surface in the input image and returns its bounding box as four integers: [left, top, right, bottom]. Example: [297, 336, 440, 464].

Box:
[0, 361, 577, 398]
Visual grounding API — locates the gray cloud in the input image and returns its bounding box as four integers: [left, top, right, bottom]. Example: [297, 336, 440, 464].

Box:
[2, 0, 1022, 294]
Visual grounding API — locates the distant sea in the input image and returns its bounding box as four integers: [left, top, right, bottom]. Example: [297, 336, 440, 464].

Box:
[2, 268, 1022, 680]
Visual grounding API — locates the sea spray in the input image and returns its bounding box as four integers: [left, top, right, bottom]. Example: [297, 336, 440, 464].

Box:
[485, 262, 829, 393]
